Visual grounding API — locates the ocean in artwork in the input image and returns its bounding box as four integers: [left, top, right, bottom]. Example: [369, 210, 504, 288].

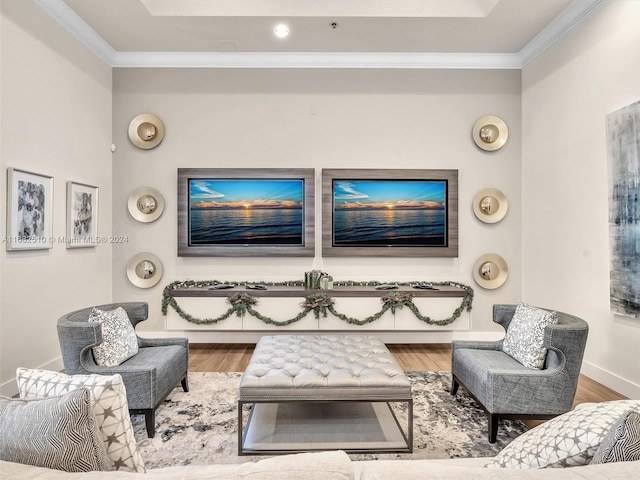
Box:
[332, 179, 447, 247]
[190, 207, 303, 245]
[188, 178, 305, 246]
[607, 100, 640, 318]
[334, 208, 445, 246]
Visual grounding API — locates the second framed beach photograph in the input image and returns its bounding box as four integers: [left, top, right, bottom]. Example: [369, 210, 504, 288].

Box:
[322, 169, 458, 257]
[177, 168, 315, 256]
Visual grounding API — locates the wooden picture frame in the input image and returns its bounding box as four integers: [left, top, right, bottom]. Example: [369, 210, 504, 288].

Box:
[177, 168, 315, 257]
[322, 168, 458, 257]
[66, 181, 98, 248]
[6, 167, 54, 251]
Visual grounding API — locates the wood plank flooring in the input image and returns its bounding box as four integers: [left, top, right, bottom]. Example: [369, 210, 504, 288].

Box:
[189, 343, 627, 407]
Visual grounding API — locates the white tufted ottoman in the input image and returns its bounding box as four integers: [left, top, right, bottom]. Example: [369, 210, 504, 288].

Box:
[238, 335, 413, 455]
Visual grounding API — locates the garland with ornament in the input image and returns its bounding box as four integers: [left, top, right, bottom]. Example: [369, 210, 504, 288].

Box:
[161, 279, 474, 327]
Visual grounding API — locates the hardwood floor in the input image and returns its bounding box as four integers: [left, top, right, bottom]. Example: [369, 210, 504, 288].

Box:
[189, 343, 627, 406]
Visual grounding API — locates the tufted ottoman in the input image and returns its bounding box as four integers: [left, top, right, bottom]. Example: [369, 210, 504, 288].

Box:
[238, 335, 413, 455]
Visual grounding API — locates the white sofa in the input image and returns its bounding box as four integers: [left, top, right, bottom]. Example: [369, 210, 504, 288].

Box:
[2, 369, 638, 479]
[1, 452, 638, 479]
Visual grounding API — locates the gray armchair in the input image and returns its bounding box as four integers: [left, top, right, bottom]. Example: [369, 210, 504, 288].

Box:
[57, 302, 189, 438]
[451, 304, 588, 443]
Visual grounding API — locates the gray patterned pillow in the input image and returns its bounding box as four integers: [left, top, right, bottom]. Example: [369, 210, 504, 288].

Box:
[502, 302, 558, 369]
[590, 410, 640, 464]
[16, 368, 145, 473]
[487, 400, 640, 468]
[89, 306, 139, 367]
[0, 388, 112, 472]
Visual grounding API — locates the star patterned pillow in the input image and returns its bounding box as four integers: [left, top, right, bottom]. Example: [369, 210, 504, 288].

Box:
[16, 368, 145, 473]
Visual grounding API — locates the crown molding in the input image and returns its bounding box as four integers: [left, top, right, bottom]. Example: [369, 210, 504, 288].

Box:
[34, 0, 116, 65]
[111, 51, 522, 69]
[35, 0, 609, 70]
[518, 0, 609, 67]
[139, 0, 500, 18]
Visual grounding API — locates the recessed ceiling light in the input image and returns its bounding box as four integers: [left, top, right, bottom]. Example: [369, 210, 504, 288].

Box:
[274, 24, 290, 38]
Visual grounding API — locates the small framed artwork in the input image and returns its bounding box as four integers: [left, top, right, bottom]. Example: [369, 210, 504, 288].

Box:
[66, 181, 98, 248]
[6, 167, 54, 251]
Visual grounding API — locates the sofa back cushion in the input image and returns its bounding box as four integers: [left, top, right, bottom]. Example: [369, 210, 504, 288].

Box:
[487, 400, 640, 468]
[0, 388, 112, 472]
[590, 409, 640, 464]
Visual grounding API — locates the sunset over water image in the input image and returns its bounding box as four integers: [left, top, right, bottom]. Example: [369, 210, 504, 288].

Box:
[189, 179, 304, 245]
[332, 180, 447, 246]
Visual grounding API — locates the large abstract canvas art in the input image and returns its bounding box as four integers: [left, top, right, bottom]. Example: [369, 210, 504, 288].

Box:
[608, 100, 640, 318]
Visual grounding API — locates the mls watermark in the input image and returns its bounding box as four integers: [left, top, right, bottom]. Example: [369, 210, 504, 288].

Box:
[2, 235, 129, 245]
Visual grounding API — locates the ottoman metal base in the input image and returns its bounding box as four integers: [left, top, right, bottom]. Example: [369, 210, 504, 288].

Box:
[240, 400, 412, 455]
[238, 335, 413, 455]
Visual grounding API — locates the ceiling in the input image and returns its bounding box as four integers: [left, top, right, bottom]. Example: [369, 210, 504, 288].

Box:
[36, 0, 608, 68]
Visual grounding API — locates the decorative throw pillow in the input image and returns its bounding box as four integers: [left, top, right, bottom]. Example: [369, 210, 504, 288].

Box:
[0, 388, 112, 472]
[16, 368, 145, 473]
[89, 306, 139, 367]
[502, 302, 558, 369]
[590, 410, 640, 464]
[486, 400, 640, 468]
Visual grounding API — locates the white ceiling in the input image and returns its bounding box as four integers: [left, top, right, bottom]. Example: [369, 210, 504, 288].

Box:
[36, 0, 609, 68]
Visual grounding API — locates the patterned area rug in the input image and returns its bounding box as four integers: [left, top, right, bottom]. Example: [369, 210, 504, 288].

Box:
[132, 371, 527, 468]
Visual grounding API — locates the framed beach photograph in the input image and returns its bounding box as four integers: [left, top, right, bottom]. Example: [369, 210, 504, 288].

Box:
[322, 169, 458, 257]
[66, 181, 98, 248]
[6, 168, 54, 251]
[177, 168, 315, 256]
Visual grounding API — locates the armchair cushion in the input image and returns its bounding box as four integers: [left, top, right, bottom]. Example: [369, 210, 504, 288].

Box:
[502, 302, 558, 369]
[89, 307, 139, 367]
[590, 410, 640, 464]
[0, 388, 112, 472]
[16, 368, 145, 473]
[486, 400, 640, 468]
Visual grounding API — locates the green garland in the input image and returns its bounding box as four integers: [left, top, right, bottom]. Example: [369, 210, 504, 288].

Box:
[161, 279, 474, 327]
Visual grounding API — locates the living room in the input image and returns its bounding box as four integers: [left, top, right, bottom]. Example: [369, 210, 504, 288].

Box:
[1, 0, 639, 475]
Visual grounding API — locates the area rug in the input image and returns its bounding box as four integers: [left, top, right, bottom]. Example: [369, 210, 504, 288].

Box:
[132, 371, 527, 468]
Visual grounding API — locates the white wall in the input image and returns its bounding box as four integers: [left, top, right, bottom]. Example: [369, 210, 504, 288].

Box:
[522, 0, 640, 398]
[0, 0, 112, 396]
[112, 68, 523, 339]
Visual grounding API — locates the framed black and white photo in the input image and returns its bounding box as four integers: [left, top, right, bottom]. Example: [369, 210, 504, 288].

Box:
[6, 168, 54, 251]
[66, 181, 98, 248]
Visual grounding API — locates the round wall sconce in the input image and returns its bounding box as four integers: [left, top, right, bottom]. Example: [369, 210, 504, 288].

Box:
[472, 115, 508, 151]
[128, 113, 164, 150]
[473, 188, 508, 224]
[128, 186, 165, 223]
[126, 253, 163, 288]
[473, 253, 508, 289]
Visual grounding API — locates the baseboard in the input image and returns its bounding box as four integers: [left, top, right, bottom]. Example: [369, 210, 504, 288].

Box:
[143, 330, 507, 344]
[141, 330, 463, 344]
[581, 361, 640, 399]
[0, 356, 64, 397]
